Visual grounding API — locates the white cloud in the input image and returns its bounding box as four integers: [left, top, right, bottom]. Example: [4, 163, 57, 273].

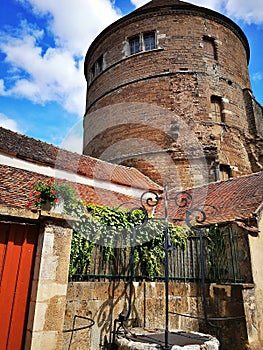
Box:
[19, 0, 120, 55]
[132, 0, 263, 24]
[0, 0, 120, 117]
[60, 120, 83, 154]
[186, 0, 263, 24]
[130, 0, 222, 11]
[0, 113, 21, 132]
[130, 0, 149, 8]
[0, 31, 86, 115]
[185, 0, 223, 12]
[252, 72, 263, 81]
[224, 0, 263, 24]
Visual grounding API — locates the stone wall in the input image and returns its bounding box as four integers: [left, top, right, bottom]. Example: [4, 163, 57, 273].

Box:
[63, 281, 256, 350]
[243, 89, 263, 171]
[0, 206, 73, 350]
[25, 213, 73, 349]
[245, 209, 263, 349]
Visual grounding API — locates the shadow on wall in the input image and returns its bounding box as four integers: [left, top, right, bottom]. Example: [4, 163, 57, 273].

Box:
[63, 281, 254, 350]
[197, 284, 249, 350]
[63, 281, 140, 350]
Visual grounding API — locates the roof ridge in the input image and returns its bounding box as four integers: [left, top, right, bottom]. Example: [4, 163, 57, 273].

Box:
[0, 127, 161, 191]
[175, 170, 263, 193]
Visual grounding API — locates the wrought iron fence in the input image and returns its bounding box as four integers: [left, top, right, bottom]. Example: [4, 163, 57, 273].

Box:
[70, 224, 252, 284]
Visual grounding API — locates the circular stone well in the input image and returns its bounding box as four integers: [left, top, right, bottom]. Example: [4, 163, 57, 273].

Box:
[115, 328, 219, 350]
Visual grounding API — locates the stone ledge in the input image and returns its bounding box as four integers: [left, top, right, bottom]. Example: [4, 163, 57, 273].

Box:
[0, 204, 77, 225]
[0, 205, 40, 220]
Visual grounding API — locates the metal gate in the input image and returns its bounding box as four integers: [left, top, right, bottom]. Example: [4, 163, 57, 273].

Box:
[0, 222, 38, 349]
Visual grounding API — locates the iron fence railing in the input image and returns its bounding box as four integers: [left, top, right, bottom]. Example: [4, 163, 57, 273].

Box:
[70, 225, 252, 284]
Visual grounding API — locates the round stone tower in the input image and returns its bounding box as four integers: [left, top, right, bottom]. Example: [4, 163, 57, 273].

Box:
[83, 0, 262, 188]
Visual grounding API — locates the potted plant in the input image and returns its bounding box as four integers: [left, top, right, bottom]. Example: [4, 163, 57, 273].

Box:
[27, 177, 76, 212]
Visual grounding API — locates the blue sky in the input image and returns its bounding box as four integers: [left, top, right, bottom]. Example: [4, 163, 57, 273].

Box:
[0, 0, 262, 153]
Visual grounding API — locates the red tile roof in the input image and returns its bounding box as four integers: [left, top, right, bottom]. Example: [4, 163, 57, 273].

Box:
[154, 171, 263, 226]
[0, 164, 138, 210]
[0, 127, 262, 225]
[0, 127, 160, 191]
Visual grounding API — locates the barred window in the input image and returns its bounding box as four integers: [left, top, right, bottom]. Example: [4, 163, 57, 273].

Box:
[97, 55, 103, 74]
[129, 35, 140, 55]
[128, 31, 156, 55]
[90, 54, 104, 81]
[143, 32, 156, 51]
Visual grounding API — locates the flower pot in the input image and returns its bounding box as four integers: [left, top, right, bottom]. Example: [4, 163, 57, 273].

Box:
[51, 198, 64, 214]
[41, 201, 52, 211]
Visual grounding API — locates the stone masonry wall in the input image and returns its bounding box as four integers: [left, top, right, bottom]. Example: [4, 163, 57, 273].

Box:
[243, 89, 263, 172]
[83, 5, 254, 187]
[25, 214, 73, 350]
[64, 281, 255, 350]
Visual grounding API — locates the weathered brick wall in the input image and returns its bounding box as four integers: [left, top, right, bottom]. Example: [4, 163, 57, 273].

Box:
[243, 89, 263, 171]
[83, 3, 257, 188]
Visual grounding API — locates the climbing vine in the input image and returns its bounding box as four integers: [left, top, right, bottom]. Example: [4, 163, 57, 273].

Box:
[35, 179, 190, 279]
[64, 199, 190, 280]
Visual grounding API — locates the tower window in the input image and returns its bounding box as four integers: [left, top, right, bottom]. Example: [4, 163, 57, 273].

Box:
[212, 162, 231, 181]
[91, 63, 96, 78]
[211, 95, 223, 123]
[203, 36, 217, 60]
[97, 55, 103, 74]
[219, 164, 231, 180]
[143, 32, 156, 51]
[128, 31, 156, 55]
[129, 35, 140, 55]
[90, 54, 104, 81]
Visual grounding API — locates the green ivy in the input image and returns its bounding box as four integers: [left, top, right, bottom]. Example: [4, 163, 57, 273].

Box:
[63, 198, 190, 280]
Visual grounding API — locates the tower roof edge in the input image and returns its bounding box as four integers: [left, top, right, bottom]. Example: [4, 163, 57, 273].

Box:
[84, 0, 250, 73]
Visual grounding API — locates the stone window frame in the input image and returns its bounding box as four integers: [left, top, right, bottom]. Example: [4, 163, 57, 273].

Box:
[129, 34, 140, 55]
[203, 35, 218, 60]
[143, 31, 156, 51]
[90, 54, 104, 83]
[219, 163, 231, 180]
[210, 95, 224, 123]
[212, 162, 232, 181]
[128, 31, 157, 55]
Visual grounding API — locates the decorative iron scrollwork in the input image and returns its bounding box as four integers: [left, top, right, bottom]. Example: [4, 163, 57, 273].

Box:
[127, 188, 207, 231]
[114, 186, 210, 350]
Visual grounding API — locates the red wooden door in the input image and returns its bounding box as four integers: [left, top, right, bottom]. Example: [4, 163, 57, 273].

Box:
[0, 222, 38, 349]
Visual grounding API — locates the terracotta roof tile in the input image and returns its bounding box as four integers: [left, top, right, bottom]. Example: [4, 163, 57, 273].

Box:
[0, 127, 160, 191]
[156, 171, 263, 225]
[1, 128, 262, 224]
[0, 164, 138, 210]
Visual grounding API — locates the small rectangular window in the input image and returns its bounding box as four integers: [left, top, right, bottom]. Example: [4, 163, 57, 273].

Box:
[129, 35, 140, 55]
[90, 54, 104, 82]
[203, 36, 217, 60]
[211, 95, 223, 123]
[220, 164, 231, 180]
[97, 55, 103, 74]
[91, 63, 96, 78]
[143, 32, 156, 51]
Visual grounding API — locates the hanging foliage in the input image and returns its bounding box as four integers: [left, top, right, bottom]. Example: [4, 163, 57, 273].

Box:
[65, 200, 190, 280]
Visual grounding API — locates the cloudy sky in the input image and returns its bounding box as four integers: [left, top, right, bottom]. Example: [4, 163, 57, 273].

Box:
[0, 0, 262, 153]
